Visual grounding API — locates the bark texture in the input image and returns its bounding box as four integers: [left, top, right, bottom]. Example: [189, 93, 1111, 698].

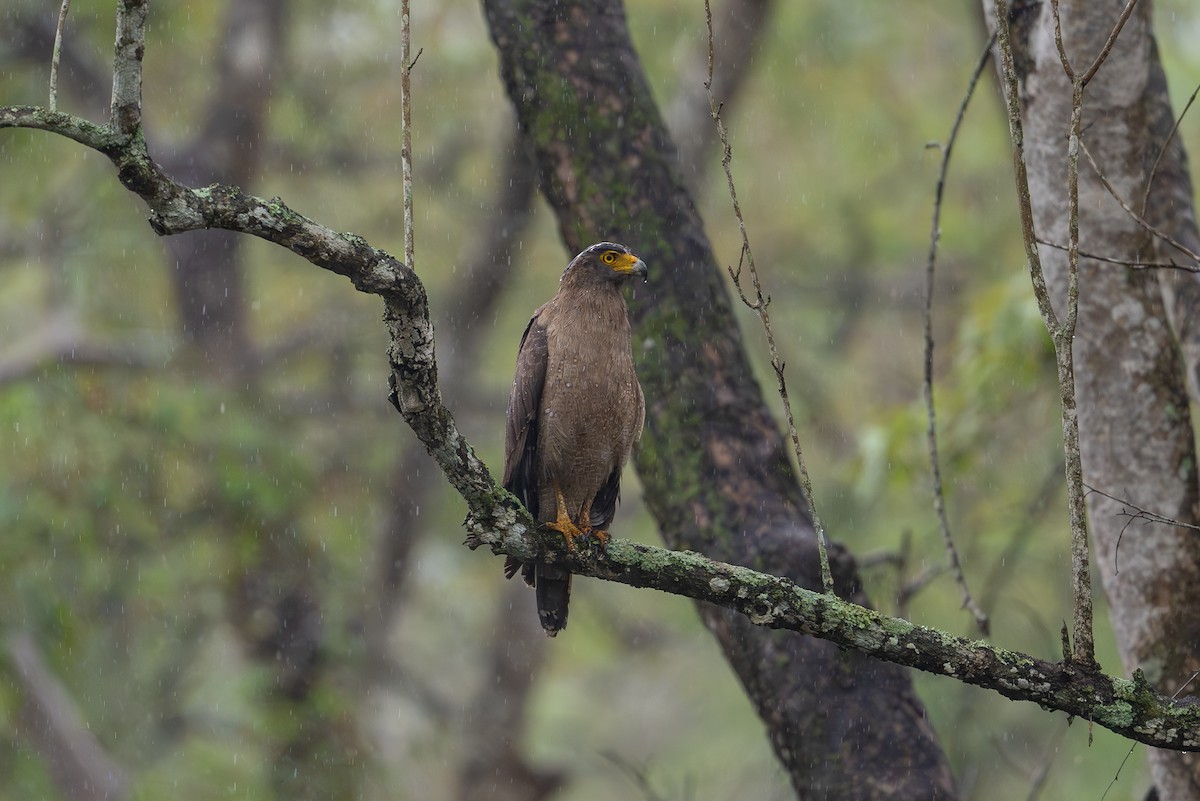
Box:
[1003, 1, 1200, 797]
[482, 1, 956, 798]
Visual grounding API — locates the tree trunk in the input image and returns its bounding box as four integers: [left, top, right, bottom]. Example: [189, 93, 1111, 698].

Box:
[160, 0, 287, 380]
[1002, 1, 1200, 797]
[482, 1, 957, 798]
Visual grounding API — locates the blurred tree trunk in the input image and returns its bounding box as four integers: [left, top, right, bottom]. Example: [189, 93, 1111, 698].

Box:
[156, 3, 365, 797]
[666, 0, 772, 189]
[6, 633, 129, 801]
[482, 1, 957, 799]
[159, 0, 286, 380]
[999, 1, 1200, 798]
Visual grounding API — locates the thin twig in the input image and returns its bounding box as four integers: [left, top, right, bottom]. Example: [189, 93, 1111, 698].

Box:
[1141, 80, 1200, 217]
[1048, 0, 1131, 671]
[994, 0, 1096, 668]
[1023, 719, 1069, 801]
[1084, 484, 1200, 532]
[921, 33, 993, 635]
[1081, 0, 1141, 87]
[704, 0, 833, 594]
[49, 0, 71, 112]
[601, 752, 670, 801]
[1098, 742, 1136, 801]
[1036, 237, 1200, 272]
[1079, 138, 1200, 265]
[1050, 0, 1075, 81]
[399, 1, 416, 271]
[1051, 0, 1141, 87]
[897, 562, 948, 616]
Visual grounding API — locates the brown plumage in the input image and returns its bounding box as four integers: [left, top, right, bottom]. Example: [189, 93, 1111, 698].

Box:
[502, 242, 648, 636]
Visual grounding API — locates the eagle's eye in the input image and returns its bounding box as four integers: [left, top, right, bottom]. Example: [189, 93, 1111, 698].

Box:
[602, 252, 617, 264]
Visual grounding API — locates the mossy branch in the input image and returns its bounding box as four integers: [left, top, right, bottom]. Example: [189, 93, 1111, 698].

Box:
[4, 0, 1200, 755]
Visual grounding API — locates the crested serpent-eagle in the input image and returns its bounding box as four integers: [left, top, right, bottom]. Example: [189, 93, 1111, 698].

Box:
[503, 242, 648, 636]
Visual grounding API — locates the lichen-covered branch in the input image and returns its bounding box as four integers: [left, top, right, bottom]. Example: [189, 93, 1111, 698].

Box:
[468, 531, 1200, 753]
[109, 0, 146, 135]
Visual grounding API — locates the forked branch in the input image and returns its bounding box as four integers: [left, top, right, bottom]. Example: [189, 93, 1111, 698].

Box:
[992, 0, 1096, 669]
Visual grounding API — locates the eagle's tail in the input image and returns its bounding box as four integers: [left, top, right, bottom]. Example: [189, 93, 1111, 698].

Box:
[503, 557, 572, 636]
[534, 563, 572, 636]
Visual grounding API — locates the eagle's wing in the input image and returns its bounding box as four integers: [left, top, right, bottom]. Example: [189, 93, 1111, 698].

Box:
[503, 310, 549, 519]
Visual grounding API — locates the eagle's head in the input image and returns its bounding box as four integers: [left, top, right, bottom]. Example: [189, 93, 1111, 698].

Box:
[562, 241, 648, 285]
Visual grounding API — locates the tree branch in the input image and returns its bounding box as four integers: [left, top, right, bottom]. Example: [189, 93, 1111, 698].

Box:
[703, 0, 834, 595]
[992, 0, 1096, 669]
[921, 32, 994, 634]
[109, 0, 146, 135]
[461, 532, 1200, 752]
[7, 632, 130, 801]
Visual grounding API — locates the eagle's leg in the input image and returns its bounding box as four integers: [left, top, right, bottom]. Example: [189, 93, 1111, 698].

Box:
[577, 497, 609, 546]
[545, 485, 585, 552]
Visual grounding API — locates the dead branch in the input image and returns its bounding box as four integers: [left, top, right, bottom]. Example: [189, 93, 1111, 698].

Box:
[703, 0, 834, 594]
[993, 0, 1096, 669]
[921, 32, 994, 634]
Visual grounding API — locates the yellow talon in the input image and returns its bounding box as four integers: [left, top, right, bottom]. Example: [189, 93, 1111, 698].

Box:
[547, 487, 585, 551]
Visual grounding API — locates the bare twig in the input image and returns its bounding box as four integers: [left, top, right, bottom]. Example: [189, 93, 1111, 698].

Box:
[897, 562, 948, 616]
[1023, 719, 1069, 801]
[49, 0, 72, 112]
[1098, 743, 1136, 801]
[400, 1, 417, 270]
[1036, 237, 1200, 271]
[703, 0, 833, 594]
[1079, 138, 1200, 265]
[1141, 80, 1200, 217]
[994, 0, 1096, 668]
[1084, 484, 1200, 533]
[1050, 0, 1141, 86]
[921, 33, 993, 635]
[1049, 0, 1074, 81]
[1081, 0, 1141, 87]
[979, 460, 1065, 611]
[7, 632, 130, 801]
[601, 752, 670, 801]
[666, 0, 772, 189]
[859, 530, 948, 618]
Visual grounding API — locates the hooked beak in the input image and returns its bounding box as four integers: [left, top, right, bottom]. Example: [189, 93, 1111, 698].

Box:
[626, 256, 649, 282]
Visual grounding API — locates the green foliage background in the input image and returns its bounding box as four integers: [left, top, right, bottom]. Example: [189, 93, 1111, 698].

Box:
[3, 1, 1200, 799]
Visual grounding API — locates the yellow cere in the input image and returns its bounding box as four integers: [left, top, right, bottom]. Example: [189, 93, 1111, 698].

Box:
[610, 252, 641, 272]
